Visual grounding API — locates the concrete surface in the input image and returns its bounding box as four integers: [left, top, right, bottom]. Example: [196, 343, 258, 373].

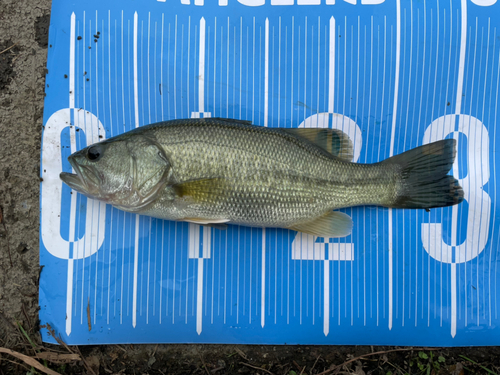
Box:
[0, 0, 49, 350]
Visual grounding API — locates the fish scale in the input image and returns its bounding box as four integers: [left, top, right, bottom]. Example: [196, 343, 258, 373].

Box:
[148, 123, 355, 221]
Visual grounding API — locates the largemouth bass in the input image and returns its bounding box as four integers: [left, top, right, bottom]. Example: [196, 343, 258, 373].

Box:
[60, 118, 463, 237]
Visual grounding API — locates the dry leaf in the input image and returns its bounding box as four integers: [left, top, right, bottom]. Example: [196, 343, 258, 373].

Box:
[35, 351, 81, 363]
[0, 347, 61, 375]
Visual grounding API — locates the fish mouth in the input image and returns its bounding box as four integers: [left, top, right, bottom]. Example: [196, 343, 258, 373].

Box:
[59, 171, 85, 191]
[59, 158, 99, 197]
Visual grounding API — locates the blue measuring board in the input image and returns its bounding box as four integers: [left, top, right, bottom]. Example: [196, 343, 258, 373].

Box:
[40, 0, 500, 345]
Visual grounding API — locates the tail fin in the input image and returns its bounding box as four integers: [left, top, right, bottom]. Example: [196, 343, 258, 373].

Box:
[382, 139, 464, 209]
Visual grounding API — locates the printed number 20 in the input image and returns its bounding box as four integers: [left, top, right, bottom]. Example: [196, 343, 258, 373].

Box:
[291, 113, 362, 262]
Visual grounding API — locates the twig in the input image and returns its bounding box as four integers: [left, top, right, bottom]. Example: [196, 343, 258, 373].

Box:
[317, 348, 441, 375]
[86, 297, 92, 331]
[239, 362, 275, 375]
[293, 360, 302, 372]
[0, 42, 18, 55]
[114, 344, 127, 353]
[459, 355, 498, 375]
[0, 347, 60, 375]
[73, 345, 97, 375]
[11, 54, 21, 64]
[43, 323, 97, 375]
[42, 324, 72, 353]
[234, 347, 247, 360]
[198, 351, 211, 375]
[384, 360, 406, 375]
[299, 365, 306, 375]
[21, 302, 33, 333]
[0, 205, 13, 267]
[311, 355, 321, 374]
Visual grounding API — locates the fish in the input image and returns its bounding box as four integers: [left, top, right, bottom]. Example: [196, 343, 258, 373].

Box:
[60, 118, 464, 237]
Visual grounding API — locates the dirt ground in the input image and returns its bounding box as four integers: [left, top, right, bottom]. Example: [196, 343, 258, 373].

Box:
[0, 0, 500, 374]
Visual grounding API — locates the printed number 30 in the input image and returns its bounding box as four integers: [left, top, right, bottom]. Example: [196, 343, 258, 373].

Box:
[422, 114, 490, 264]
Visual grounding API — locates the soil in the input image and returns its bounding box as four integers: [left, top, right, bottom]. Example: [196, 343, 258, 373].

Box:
[0, 0, 500, 373]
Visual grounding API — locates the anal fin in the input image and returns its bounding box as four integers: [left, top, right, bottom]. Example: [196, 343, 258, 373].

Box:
[184, 218, 230, 231]
[288, 211, 353, 238]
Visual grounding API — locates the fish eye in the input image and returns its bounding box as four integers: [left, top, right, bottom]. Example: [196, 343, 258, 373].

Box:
[86, 145, 102, 162]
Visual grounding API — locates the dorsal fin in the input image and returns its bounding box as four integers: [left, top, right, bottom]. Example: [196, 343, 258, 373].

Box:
[283, 128, 354, 162]
[210, 117, 253, 126]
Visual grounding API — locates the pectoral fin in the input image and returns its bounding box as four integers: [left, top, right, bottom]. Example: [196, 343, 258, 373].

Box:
[283, 128, 353, 161]
[173, 178, 230, 230]
[173, 178, 227, 202]
[288, 211, 353, 238]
